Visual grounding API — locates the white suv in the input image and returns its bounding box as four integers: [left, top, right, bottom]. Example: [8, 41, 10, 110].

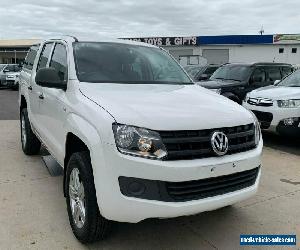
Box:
[243, 70, 300, 136]
[19, 36, 262, 243]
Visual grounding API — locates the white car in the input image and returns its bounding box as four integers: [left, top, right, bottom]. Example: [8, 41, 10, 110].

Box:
[1, 64, 21, 89]
[243, 70, 300, 136]
[19, 36, 262, 243]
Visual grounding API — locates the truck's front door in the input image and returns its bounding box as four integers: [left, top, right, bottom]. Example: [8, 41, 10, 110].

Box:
[38, 42, 69, 164]
[30, 42, 55, 137]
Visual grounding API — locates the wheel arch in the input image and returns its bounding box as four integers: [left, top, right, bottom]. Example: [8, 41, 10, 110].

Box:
[63, 132, 90, 197]
[63, 114, 104, 197]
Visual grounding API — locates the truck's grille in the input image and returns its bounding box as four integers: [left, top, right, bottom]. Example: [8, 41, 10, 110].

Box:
[166, 167, 260, 202]
[251, 110, 273, 129]
[159, 123, 256, 160]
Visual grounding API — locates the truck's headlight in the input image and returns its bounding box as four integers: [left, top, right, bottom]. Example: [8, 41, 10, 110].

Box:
[112, 124, 167, 159]
[249, 111, 261, 145]
[254, 118, 261, 146]
[277, 99, 300, 108]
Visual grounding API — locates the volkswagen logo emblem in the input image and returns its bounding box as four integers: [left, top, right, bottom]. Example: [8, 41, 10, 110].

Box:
[211, 131, 229, 156]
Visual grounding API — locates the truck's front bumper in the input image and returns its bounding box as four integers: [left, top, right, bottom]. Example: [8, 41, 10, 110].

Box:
[92, 139, 263, 223]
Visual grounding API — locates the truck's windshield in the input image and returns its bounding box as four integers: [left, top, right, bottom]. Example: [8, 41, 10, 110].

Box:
[73, 42, 192, 84]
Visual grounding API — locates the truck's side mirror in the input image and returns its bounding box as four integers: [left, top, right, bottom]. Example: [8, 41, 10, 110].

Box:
[35, 67, 67, 90]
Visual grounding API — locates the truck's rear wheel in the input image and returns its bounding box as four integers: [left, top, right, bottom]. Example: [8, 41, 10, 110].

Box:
[66, 152, 111, 243]
[20, 108, 41, 155]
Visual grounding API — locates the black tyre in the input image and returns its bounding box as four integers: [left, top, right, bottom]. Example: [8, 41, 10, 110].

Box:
[20, 108, 41, 155]
[66, 152, 111, 243]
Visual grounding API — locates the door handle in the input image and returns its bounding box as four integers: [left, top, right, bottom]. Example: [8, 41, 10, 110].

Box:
[39, 94, 44, 100]
[28, 86, 32, 91]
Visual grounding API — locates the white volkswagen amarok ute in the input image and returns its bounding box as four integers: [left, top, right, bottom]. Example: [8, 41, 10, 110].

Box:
[19, 36, 262, 243]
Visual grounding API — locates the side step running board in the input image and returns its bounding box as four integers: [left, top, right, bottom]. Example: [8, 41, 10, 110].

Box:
[42, 155, 63, 176]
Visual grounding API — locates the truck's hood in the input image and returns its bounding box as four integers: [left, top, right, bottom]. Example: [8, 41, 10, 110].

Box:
[197, 79, 242, 89]
[79, 83, 253, 130]
[249, 85, 300, 100]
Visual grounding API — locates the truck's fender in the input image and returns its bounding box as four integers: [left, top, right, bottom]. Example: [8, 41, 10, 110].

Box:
[64, 113, 109, 211]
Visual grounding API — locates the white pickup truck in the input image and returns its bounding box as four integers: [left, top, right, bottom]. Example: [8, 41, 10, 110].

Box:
[19, 36, 262, 243]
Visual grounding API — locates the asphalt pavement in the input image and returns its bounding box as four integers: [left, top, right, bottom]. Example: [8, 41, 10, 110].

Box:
[0, 88, 19, 120]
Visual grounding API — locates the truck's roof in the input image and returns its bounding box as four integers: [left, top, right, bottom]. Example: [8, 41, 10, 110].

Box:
[45, 36, 157, 48]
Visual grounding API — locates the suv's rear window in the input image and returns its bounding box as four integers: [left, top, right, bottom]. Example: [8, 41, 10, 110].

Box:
[73, 42, 192, 84]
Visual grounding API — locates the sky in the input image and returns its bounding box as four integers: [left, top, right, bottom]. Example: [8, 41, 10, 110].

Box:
[0, 0, 299, 40]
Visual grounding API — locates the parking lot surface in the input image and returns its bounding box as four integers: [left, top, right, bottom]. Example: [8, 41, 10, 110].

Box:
[0, 89, 19, 120]
[0, 90, 299, 249]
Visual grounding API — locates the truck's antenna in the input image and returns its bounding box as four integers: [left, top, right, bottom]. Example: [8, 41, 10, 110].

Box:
[259, 26, 265, 35]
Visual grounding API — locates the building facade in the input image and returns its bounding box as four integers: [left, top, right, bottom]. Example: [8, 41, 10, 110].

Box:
[1, 35, 300, 66]
[0, 39, 40, 64]
[124, 34, 300, 66]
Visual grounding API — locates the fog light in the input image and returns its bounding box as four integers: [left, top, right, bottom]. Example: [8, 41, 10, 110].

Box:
[128, 181, 146, 196]
[283, 118, 295, 126]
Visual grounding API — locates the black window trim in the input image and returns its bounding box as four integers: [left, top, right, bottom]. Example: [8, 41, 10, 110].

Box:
[48, 41, 69, 84]
[36, 42, 55, 73]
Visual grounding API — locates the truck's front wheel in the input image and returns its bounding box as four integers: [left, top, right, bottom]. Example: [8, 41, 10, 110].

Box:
[20, 108, 41, 155]
[66, 152, 111, 243]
